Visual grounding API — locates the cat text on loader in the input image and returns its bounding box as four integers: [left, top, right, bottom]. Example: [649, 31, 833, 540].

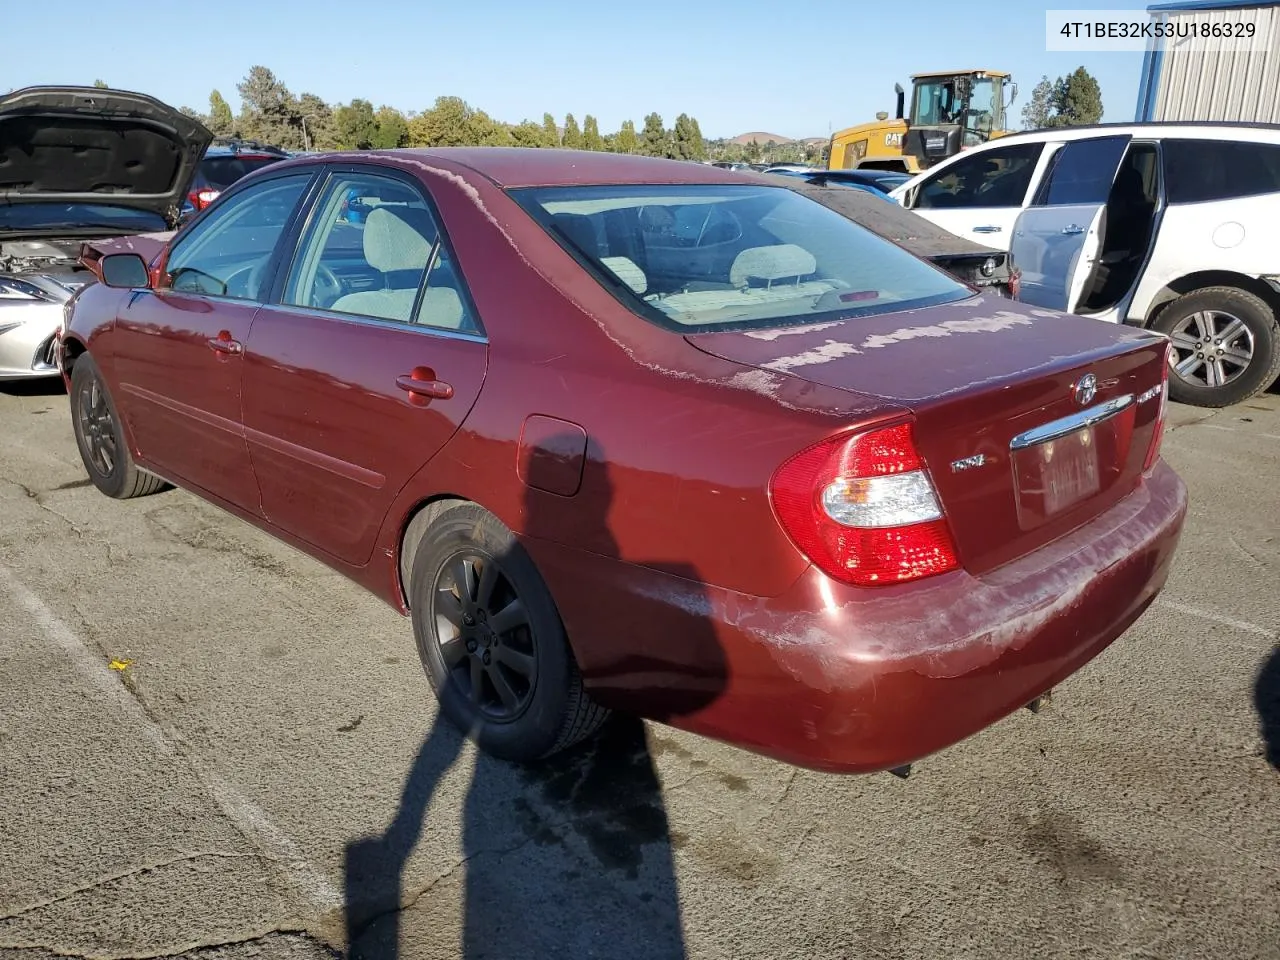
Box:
[827, 70, 1017, 174]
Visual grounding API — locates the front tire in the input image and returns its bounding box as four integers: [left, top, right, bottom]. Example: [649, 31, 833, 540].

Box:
[409, 502, 610, 762]
[69, 354, 167, 499]
[1151, 286, 1280, 407]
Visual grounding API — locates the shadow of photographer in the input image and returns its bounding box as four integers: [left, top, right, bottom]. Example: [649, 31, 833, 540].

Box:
[343, 433, 728, 959]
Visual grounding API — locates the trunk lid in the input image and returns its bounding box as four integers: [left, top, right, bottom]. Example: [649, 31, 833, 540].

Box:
[686, 296, 1170, 576]
[0, 86, 213, 225]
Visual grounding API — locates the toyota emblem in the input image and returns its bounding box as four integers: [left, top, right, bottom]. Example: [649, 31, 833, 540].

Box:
[1073, 373, 1097, 406]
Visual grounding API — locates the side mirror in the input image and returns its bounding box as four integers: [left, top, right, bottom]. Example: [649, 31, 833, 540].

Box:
[100, 253, 152, 289]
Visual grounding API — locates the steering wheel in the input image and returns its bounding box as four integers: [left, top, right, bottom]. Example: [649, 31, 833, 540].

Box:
[309, 264, 343, 307]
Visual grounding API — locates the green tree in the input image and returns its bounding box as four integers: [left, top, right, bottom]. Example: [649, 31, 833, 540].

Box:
[93, 79, 108, 89]
[672, 113, 706, 160]
[562, 113, 583, 149]
[1049, 66, 1104, 126]
[511, 119, 550, 147]
[297, 92, 336, 149]
[1021, 75, 1054, 129]
[582, 115, 603, 151]
[236, 65, 305, 148]
[640, 112, 666, 157]
[372, 105, 409, 148]
[614, 119, 638, 154]
[542, 112, 560, 146]
[335, 98, 379, 149]
[208, 90, 235, 137]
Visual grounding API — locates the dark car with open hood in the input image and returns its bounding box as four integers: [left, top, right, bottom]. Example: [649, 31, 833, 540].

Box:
[0, 85, 211, 381]
[60, 147, 1185, 777]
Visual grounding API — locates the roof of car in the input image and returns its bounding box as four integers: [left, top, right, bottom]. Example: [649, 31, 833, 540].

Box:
[280, 147, 774, 188]
[990, 120, 1280, 144]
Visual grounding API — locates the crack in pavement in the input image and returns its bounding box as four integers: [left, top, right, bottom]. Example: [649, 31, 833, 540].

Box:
[0, 929, 341, 960]
[0, 474, 127, 568]
[0, 852, 277, 924]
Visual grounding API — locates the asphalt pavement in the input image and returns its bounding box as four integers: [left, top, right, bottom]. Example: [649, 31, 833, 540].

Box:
[1, 376, 1277, 960]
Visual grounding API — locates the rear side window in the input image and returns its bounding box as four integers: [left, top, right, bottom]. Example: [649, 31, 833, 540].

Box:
[1031, 136, 1131, 206]
[200, 155, 285, 189]
[1163, 139, 1280, 203]
[913, 142, 1044, 209]
[510, 183, 971, 333]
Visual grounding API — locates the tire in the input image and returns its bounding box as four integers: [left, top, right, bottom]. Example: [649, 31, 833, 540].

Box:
[408, 502, 610, 762]
[1150, 286, 1280, 407]
[69, 354, 168, 499]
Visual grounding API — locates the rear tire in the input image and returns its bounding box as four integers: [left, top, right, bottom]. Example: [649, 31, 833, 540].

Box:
[69, 354, 168, 499]
[1150, 286, 1280, 407]
[409, 502, 610, 762]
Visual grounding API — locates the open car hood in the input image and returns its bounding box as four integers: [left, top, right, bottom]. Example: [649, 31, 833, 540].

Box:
[0, 86, 213, 225]
[762, 175, 1001, 261]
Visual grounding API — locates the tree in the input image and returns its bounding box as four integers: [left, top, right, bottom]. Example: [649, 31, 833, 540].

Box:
[93, 79, 108, 89]
[511, 119, 550, 147]
[582, 115, 603, 151]
[687, 116, 707, 161]
[640, 112, 666, 157]
[372, 106, 409, 149]
[1021, 75, 1054, 129]
[542, 113, 560, 146]
[236, 65, 304, 148]
[297, 92, 336, 149]
[614, 119, 638, 154]
[334, 99, 378, 149]
[1050, 67, 1104, 126]
[672, 113, 702, 160]
[562, 113, 583, 149]
[208, 90, 235, 137]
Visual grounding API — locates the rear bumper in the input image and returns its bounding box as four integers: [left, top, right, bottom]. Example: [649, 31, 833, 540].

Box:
[531, 459, 1188, 774]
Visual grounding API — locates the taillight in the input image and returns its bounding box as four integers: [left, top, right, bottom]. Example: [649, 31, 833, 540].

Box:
[196, 189, 220, 208]
[770, 421, 960, 587]
[1142, 341, 1173, 472]
[1009, 268, 1021, 299]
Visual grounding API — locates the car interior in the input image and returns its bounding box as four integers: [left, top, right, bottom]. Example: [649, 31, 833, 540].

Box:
[1074, 142, 1160, 314]
[541, 192, 939, 326]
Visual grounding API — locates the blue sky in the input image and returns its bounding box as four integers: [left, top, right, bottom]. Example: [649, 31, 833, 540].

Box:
[6, 0, 1150, 139]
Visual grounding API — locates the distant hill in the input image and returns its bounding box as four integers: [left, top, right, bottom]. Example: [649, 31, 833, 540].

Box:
[726, 131, 827, 146]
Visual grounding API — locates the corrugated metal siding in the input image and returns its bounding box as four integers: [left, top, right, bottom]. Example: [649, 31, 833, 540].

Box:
[1151, 5, 1280, 122]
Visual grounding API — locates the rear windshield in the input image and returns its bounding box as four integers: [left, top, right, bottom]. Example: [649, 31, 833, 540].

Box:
[509, 184, 971, 333]
[200, 155, 285, 189]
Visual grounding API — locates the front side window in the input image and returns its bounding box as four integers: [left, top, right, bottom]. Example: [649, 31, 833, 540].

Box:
[1031, 136, 1131, 206]
[281, 172, 479, 333]
[511, 184, 972, 333]
[913, 142, 1044, 209]
[164, 173, 312, 299]
[1163, 139, 1280, 204]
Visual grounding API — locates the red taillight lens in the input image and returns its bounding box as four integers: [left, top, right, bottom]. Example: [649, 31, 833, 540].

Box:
[770, 421, 960, 587]
[1142, 341, 1173, 472]
[196, 189, 220, 208]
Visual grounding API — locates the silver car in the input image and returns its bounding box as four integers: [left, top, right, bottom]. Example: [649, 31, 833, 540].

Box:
[0, 85, 210, 381]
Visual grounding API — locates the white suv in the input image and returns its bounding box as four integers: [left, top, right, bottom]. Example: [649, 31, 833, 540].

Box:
[889, 123, 1280, 407]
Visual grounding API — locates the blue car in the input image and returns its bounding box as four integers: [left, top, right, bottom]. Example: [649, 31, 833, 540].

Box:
[764, 168, 911, 198]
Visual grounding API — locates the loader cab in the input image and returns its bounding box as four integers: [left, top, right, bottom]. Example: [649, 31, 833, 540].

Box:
[904, 71, 1015, 170]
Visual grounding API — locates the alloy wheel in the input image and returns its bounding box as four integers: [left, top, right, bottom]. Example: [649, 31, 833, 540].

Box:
[76, 377, 117, 477]
[1167, 310, 1255, 389]
[432, 551, 538, 722]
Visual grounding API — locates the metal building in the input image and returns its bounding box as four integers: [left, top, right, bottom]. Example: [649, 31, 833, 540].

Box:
[1135, 0, 1280, 122]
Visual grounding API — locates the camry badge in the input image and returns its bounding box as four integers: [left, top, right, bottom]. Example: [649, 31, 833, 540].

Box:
[1073, 373, 1097, 406]
[950, 453, 987, 473]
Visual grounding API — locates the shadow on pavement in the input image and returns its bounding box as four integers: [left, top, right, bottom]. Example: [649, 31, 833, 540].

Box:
[1255, 645, 1280, 771]
[344, 437, 727, 959]
[0, 377, 65, 397]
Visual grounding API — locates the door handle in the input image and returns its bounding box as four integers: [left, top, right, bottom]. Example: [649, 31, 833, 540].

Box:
[972, 225, 1002, 233]
[206, 333, 242, 354]
[1061, 224, 1084, 235]
[396, 373, 453, 400]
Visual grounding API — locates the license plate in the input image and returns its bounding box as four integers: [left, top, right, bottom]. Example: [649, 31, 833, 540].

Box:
[1039, 427, 1101, 516]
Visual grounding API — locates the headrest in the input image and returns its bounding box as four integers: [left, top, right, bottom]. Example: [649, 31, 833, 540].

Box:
[600, 256, 647, 295]
[730, 244, 817, 286]
[363, 205, 437, 272]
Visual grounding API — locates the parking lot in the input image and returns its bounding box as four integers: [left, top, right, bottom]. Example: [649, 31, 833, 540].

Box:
[0, 376, 1277, 960]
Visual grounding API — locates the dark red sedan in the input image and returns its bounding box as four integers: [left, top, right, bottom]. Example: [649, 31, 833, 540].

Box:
[59, 148, 1187, 774]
